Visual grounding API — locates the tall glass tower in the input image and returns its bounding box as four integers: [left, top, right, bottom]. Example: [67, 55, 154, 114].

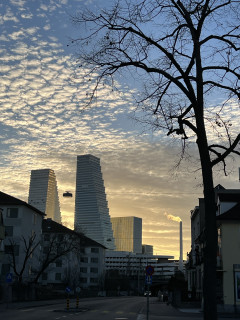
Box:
[111, 216, 142, 253]
[28, 169, 61, 223]
[74, 155, 115, 250]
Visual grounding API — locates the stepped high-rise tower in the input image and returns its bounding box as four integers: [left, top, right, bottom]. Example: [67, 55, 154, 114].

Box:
[74, 155, 115, 250]
[28, 169, 61, 223]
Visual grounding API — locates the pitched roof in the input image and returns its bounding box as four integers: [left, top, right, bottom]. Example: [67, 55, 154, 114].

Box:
[217, 202, 240, 221]
[0, 191, 45, 216]
[42, 218, 106, 248]
[218, 192, 240, 202]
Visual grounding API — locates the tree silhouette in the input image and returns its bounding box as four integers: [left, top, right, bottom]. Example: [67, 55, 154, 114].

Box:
[6, 234, 40, 283]
[70, 1, 240, 319]
[33, 232, 81, 284]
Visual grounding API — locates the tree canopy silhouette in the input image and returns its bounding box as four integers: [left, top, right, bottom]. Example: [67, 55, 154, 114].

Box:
[70, 1, 240, 319]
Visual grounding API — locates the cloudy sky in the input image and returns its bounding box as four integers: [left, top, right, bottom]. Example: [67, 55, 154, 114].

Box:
[1, 0, 239, 259]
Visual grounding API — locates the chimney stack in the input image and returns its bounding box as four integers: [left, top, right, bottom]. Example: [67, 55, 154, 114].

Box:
[179, 221, 183, 271]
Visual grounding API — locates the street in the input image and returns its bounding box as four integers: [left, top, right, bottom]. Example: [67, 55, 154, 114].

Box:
[0, 296, 203, 320]
[0, 296, 238, 320]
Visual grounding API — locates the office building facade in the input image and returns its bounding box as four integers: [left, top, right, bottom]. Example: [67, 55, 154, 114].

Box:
[74, 155, 115, 250]
[111, 216, 142, 253]
[28, 169, 61, 223]
[142, 244, 153, 255]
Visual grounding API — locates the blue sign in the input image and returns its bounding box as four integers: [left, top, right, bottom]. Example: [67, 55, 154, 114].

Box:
[6, 273, 13, 283]
[145, 275, 152, 284]
[65, 287, 71, 293]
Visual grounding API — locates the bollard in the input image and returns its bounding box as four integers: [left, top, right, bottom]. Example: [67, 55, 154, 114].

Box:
[76, 297, 79, 309]
[66, 298, 70, 310]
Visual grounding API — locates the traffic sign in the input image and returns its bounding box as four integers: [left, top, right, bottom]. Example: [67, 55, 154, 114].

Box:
[146, 265, 154, 276]
[65, 287, 71, 293]
[145, 275, 152, 284]
[6, 273, 13, 283]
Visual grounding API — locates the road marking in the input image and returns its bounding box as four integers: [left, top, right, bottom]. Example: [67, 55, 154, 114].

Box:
[20, 309, 34, 312]
[137, 314, 146, 320]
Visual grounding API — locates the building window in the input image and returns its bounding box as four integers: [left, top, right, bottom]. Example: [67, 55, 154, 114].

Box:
[44, 234, 50, 241]
[7, 208, 18, 218]
[80, 277, 87, 283]
[58, 234, 64, 241]
[56, 260, 62, 267]
[42, 272, 48, 280]
[91, 247, 99, 253]
[5, 226, 13, 237]
[43, 246, 49, 254]
[80, 267, 87, 273]
[91, 257, 98, 263]
[90, 267, 98, 274]
[80, 247, 85, 254]
[5, 245, 19, 256]
[80, 257, 88, 263]
[1, 264, 10, 275]
[55, 273, 61, 281]
[90, 277, 98, 283]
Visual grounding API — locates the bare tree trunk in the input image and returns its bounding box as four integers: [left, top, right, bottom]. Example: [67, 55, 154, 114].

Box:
[197, 125, 217, 320]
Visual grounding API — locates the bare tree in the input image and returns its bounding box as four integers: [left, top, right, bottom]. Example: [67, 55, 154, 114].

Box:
[70, 1, 240, 319]
[6, 234, 40, 283]
[33, 232, 81, 284]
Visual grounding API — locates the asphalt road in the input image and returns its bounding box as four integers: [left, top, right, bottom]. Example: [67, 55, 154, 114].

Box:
[0, 296, 238, 320]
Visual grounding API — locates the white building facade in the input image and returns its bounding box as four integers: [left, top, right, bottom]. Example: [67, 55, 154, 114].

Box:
[111, 216, 142, 253]
[40, 219, 106, 290]
[28, 169, 61, 223]
[74, 155, 115, 250]
[105, 251, 175, 279]
[0, 191, 44, 283]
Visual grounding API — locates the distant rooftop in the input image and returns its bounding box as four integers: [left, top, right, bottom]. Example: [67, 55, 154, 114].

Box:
[43, 218, 106, 248]
[0, 191, 45, 216]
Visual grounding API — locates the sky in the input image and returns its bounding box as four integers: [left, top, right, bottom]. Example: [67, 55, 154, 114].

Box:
[0, 0, 239, 259]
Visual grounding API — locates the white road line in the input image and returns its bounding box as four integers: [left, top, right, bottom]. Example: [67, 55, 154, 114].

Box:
[137, 314, 146, 320]
[20, 308, 34, 312]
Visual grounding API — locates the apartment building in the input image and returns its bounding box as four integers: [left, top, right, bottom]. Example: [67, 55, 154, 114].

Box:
[186, 184, 240, 313]
[0, 191, 44, 283]
[41, 219, 106, 290]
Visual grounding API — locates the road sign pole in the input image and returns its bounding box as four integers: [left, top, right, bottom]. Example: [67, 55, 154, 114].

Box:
[145, 266, 154, 320]
[146, 283, 149, 320]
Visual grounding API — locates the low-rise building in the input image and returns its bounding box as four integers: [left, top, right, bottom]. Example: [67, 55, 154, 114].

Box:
[40, 219, 106, 290]
[186, 184, 240, 312]
[0, 191, 44, 283]
[105, 251, 176, 294]
[0, 208, 5, 257]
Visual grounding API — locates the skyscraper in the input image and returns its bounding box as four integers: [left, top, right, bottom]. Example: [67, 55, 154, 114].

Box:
[74, 154, 115, 250]
[28, 169, 61, 223]
[111, 216, 142, 253]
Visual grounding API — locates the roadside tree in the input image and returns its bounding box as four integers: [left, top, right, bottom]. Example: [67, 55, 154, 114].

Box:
[70, 1, 240, 319]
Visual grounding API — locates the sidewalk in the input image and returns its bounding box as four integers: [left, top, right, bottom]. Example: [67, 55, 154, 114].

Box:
[148, 300, 240, 319]
[147, 300, 202, 319]
[0, 298, 71, 311]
